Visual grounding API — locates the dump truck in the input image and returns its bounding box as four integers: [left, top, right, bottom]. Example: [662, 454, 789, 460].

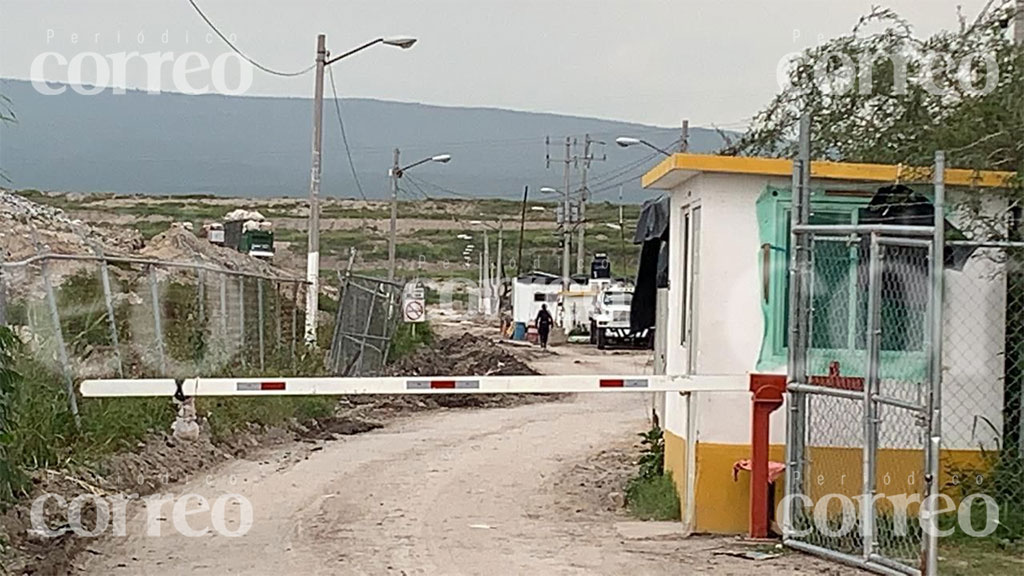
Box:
[589, 284, 651, 349]
[218, 209, 275, 259]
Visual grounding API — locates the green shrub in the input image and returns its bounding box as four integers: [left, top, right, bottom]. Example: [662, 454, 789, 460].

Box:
[0, 327, 28, 502]
[388, 321, 435, 363]
[626, 474, 680, 521]
[624, 424, 680, 521]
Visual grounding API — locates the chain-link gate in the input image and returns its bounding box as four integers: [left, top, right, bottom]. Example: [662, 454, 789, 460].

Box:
[327, 272, 401, 377]
[785, 225, 939, 576]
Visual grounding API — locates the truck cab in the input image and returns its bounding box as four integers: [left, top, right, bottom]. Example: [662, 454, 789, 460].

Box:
[589, 285, 650, 349]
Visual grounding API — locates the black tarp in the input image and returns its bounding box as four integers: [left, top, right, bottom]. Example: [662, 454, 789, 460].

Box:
[857, 184, 976, 270]
[630, 196, 670, 332]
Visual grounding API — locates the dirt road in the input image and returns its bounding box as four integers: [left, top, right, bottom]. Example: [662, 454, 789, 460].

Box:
[83, 346, 855, 575]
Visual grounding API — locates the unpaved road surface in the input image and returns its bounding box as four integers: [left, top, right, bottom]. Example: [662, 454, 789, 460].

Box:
[84, 347, 857, 575]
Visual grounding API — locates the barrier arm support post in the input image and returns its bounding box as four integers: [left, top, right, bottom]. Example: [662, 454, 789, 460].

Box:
[750, 373, 787, 538]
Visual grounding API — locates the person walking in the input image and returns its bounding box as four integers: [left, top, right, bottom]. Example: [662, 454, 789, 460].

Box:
[536, 304, 554, 350]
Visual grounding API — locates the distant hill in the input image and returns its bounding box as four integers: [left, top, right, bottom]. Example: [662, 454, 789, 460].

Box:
[0, 78, 729, 201]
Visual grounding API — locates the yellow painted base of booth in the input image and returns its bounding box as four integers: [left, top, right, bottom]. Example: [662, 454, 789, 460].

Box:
[663, 429, 688, 517]
[662, 430, 990, 535]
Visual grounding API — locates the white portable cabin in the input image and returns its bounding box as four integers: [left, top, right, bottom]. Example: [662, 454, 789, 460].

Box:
[640, 153, 1016, 534]
[511, 272, 562, 325]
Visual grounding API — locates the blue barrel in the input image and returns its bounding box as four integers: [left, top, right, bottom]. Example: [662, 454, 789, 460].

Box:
[513, 322, 527, 340]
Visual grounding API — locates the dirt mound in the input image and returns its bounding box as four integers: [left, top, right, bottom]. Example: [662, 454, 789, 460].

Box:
[383, 332, 551, 410]
[0, 190, 142, 261]
[388, 332, 538, 377]
[140, 226, 295, 278]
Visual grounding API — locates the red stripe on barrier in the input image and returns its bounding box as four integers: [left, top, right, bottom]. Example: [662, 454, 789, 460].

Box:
[430, 380, 456, 389]
[599, 379, 624, 388]
[261, 381, 286, 391]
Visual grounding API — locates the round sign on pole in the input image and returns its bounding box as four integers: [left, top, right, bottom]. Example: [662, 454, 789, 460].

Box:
[403, 298, 425, 323]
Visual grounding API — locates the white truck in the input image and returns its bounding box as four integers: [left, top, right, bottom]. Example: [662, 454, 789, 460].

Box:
[588, 285, 651, 349]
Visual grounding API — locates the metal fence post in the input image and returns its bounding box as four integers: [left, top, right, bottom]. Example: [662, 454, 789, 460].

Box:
[923, 151, 945, 576]
[41, 259, 80, 426]
[197, 267, 206, 364]
[97, 252, 124, 377]
[291, 282, 299, 362]
[329, 271, 346, 374]
[219, 272, 228, 350]
[257, 278, 265, 372]
[863, 232, 883, 561]
[238, 276, 246, 368]
[784, 115, 812, 539]
[380, 285, 398, 367]
[148, 265, 167, 374]
[0, 251, 7, 326]
[355, 284, 379, 376]
[274, 281, 282, 355]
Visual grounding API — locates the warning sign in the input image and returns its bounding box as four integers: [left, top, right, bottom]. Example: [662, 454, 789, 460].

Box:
[402, 283, 426, 323]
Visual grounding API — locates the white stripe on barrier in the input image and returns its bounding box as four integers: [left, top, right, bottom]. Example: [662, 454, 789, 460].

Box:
[79, 374, 748, 398]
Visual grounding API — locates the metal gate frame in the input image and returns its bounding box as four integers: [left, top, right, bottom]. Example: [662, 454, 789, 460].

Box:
[782, 153, 947, 576]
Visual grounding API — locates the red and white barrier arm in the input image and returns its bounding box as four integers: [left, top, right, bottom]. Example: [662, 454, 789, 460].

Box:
[79, 374, 747, 398]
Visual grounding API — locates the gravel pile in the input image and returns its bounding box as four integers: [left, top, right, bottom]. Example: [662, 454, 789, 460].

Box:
[0, 189, 143, 261]
[388, 332, 538, 377]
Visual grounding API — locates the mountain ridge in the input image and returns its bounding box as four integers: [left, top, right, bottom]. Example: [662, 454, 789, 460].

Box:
[0, 78, 729, 201]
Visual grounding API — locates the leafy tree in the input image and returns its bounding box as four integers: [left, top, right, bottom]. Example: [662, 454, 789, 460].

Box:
[728, 0, 1023, 526]
[727, 2, 1021, 185]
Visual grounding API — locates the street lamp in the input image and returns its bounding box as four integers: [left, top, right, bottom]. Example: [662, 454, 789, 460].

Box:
[305, 34, 418, 345]
[615, 136, 673, 157]
[388, 151, 452, 281]
[468, 218, 504, 317]
[540, 186, 574, 288]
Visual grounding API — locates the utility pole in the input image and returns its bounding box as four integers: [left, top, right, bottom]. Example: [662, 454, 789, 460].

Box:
[1016, 0, 1024, 45]
[516, 186, 528, 277]
[495, 218, 503, 311]
[482, 228, 491, 315]
[388, 148, 400, 282]
[303, 34, 327, 346]
[618, 185, 625, 278]
[680, 119, 690, 153]
[575, 134, 606, 275]
[562, 137, 572, 291]
[576, 136, 589, 275]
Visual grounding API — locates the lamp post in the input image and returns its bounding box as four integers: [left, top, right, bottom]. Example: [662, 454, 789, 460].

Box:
[305, 35, 417, 346]
[614, 136, 673, 157]
[470, 219, 504, 316]
[388, 152, 452, 281]
[540, 186, 572, 291]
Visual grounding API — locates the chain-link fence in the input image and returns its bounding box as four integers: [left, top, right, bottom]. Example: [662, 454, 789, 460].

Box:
[786, 203, 1024, 576]
[0, 253, 310, 420]
[939, 241, 1024, 554]
[786, 227, 936, 575]
[327, 271, 401, 377]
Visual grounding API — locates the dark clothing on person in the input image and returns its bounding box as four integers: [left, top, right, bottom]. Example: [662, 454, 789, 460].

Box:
[536, 308, 554, 349]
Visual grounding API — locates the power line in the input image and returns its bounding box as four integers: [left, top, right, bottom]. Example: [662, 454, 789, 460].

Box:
[327, 67, 367, 201]
[185, 0, 315, 78]
[403, 174, 477, 200]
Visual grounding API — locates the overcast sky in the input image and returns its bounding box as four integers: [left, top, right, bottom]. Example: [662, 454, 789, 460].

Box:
[0, 0, 993, 128]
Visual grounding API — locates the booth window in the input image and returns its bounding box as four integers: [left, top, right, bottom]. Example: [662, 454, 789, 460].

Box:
[756, 187, 928, 376]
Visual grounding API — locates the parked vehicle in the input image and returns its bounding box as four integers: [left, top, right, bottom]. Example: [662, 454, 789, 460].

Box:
[588, 285, 651, 349]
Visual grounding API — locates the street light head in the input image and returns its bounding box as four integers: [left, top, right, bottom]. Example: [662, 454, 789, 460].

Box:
[539, 187, 557, 194]
[431, 154, 452, 163]
[615, 137, 641, 148]
[382, 37, 418, 49]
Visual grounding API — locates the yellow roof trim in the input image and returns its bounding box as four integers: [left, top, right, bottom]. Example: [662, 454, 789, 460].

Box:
[641, 153, 1016, 190]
